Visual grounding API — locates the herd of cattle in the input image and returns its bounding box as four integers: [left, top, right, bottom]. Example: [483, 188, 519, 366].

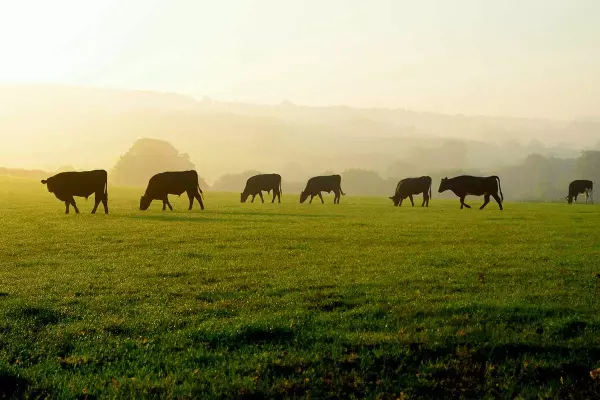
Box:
[39, 169, 594, 214]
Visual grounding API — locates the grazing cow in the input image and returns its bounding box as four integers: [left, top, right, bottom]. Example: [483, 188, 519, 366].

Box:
[41, 169, 108, 214]
[300, 175, 346, 204]
[438, 175, 504, 210]
[241, 174, 282, 203]
[566, 180, 593, 204]
[389, 176, 432, 207]
[140, 170, 204, 211]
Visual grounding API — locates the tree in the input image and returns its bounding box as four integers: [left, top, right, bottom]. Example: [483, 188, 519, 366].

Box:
[111, 138, 205, 187]
[576, 151, 600, 185]
[211, 170, 262, 192]
[341, 169, 388, 196]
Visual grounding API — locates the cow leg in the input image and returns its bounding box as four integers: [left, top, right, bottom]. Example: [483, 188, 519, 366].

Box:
[460, 196, 470, 209]
[422, 194, 428, 207]
[91, 196, 101, 214]
[258, 191, 264, 203]
[165, 198, 173, 211]
[187, 191, 194, 210]
[492, 193, 503, 210]
[480, 195, 490, 210]
[251, 194, 256, 203]
[271, 189, 276, 203]
[65, 201, 70, 214]
[195, 192, 205, 210]
[277, 190, 281, 203]
[162, 201, 167, 211]
[398, 198, 403, 207]
[309, 195, 314, 203]
[102, 195, 109, 214]
[318, 193, 324, 204]
[71, 199, 80, 214]
[409, 195, 414, 206]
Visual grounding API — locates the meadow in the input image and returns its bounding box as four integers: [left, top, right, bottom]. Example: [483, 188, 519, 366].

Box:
[1, 176, 599, 399]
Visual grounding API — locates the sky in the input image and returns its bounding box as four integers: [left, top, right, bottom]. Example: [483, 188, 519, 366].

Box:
[0, 0, 598, 119]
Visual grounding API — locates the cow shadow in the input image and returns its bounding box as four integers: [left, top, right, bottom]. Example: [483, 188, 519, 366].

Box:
[216, 210, 343, 218]
[129, 211, 342, 222]
[128, 215, 233, 223]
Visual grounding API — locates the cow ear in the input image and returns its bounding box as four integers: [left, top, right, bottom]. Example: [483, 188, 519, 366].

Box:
[41, 180, 47, 184]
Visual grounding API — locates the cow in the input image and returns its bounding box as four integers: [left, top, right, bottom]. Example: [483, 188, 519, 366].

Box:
[438, 175, 503, 210]
[389, 176, 432, 207]
[140, 170, 204, 211]
[566, 180, 593, 204]
[300, 174, 346, 204]
[241, 174, 282, 203]
[41, 169, 108, 214]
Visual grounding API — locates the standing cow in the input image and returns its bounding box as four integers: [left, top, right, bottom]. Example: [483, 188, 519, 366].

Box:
[300, 175, 346, 204]
[438, 175, 503, 210]
[140, 170, 204, 211]
[41, 169, 108, 214]
[241, 174, 282, 203]
[566, 180, 593, 204]
[389, 176, 432, 207]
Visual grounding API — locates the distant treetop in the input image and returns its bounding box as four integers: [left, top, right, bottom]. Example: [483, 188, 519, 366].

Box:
[111, 138, 207, 188]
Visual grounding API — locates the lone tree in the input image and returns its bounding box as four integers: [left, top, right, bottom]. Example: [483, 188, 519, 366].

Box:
[112, 138, 204, 187]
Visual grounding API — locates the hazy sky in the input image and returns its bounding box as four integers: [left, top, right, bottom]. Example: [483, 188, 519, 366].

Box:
[0, 0, 598, 119]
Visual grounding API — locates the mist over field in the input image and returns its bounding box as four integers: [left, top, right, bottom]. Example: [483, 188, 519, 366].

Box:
[1, 84, 599, 202]
[2, 1, 600, 202]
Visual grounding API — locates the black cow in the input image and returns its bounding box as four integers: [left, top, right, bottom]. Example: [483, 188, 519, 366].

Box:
[438, 175, 503, 210]
[41, 169, 108, 214]
[300, 175, 345, 204]
[140, 170, 204, 211]
[241, 174, 282, 203]
[566, 180, 593, 204]
[389, 176, 432, 207]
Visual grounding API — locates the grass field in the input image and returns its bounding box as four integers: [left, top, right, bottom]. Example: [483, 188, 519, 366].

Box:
[1, 175, 600, 399]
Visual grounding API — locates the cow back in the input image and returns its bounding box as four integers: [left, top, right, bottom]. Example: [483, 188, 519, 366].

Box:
[46, 170, 107, 198]
[396, 176, 431, 196]
[569, 180, 593, 195]
[245, 174, 281, 192]
[443, 175, 499, 196]
[146, 170, 199, 198]
[305, 175, 342, 193]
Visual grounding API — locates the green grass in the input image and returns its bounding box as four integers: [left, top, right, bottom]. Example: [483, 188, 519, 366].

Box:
[1, 175, 600, 399]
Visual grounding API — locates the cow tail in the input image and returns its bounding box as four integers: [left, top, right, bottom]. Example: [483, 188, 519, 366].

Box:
[340, 187, 346, 196]
[198, 183, 204, 199]
[104, 180, 108, 201]
[279, 178, 283, 196]
[429, 180, 432, 199]
[493, 176, 503, 202]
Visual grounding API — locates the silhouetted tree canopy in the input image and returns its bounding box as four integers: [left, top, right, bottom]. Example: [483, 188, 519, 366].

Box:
[111, 138, 207, 187]
[211, 170, 262, 192]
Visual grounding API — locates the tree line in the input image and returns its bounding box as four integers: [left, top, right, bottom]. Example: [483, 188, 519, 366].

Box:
[2, 138, 598, 202]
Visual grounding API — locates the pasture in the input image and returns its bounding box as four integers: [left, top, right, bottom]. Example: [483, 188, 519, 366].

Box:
[1, 176, 599, 399]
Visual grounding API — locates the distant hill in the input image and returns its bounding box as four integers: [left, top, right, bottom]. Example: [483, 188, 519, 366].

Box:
[0, 84, 595, 180]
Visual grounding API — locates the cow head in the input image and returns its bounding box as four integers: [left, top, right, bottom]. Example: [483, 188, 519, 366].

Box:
[389, 195, 400, 206]
[41, 178, 53, 193]
[299, 191, 308, 204]
[140, 195, 152, 210]
[566, 195, 574, 204]
[438, 177, 449, 193]
[240, 191, 250, 203]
